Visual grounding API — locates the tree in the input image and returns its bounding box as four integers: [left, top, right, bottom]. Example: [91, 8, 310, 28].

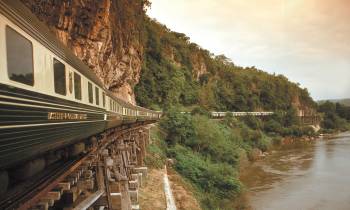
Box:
[284, 107, 299, 127]
[318, 101, 336, 114]
[264, 119, 283, 134]
[160, 107, 196, 146]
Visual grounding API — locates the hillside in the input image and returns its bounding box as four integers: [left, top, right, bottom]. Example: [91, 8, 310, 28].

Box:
[319, 98, 350, 107]
[135, 18, 316, 113]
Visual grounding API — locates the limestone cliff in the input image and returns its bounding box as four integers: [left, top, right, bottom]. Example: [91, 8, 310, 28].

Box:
[22, 0, 149, 103]
[162, 44, 208, 80]
[189, 51, 208, 80]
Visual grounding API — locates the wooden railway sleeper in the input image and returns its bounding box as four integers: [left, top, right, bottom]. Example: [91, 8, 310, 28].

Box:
[26, 126, 151, 210]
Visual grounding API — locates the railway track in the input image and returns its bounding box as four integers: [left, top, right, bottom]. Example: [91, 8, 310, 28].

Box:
[0, 146, 101, 210]
[0, 123, 151, 210]
[0, 158, 80, 210]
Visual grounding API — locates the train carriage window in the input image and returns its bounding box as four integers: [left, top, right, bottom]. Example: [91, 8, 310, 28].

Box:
[95, 87, 99, 105]
[102, 92, 106, 107]
[6, 26, 34, 86]
[53, 58, 66, 95]
[74, 73, 82, 100]
[88, 82, 93, 103]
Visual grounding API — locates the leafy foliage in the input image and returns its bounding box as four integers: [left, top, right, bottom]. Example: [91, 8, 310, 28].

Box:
[168, 145, 241, 209]
[135, 19, 200, 109]
[144, 126, 167, 168]
[160, 107, 196, 145]
[318, 101, 350, 131]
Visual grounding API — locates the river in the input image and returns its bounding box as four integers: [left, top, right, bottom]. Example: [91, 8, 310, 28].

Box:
[240, 132, 350, 210]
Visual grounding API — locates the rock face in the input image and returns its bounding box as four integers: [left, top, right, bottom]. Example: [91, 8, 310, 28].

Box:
[162, 44, 208, 80]
[189, 51, 208, 80]
[291, 95, 317, 117]
[22, 0, 148, 103]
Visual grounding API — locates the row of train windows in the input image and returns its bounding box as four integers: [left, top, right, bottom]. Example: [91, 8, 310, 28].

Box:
[6, 26, 105, 106]
[53, 61, 105, 106]
[109, 99, 122, 113]
[87, 82, 105, 106]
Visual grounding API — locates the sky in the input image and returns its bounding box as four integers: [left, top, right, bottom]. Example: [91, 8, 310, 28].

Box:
[147, 0, 350, 100]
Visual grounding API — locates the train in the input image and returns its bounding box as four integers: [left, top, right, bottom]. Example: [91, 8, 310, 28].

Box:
[0, 0, 161, 172]
[211, 111, 274, 118]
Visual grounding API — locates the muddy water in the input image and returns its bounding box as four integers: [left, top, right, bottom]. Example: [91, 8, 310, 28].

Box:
[240, 132, 350, 210]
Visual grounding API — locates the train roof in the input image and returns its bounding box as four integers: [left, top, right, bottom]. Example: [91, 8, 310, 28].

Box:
[0, 0, 104, 88]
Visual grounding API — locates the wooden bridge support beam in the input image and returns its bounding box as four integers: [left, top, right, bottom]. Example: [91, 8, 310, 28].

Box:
[97, 126, 150, 210]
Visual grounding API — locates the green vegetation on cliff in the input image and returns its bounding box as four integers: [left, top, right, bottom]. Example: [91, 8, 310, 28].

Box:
[135, 18, 316, 112]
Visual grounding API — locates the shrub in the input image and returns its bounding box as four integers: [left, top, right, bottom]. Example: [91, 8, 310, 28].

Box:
[168, 145, 241, 209]
[257, 135, 272, 152]
[242, 115, 263, 130]
[264, 119, 283, 134]
[160, 107, 196, 146]
[191, 106, 211, 117]
[144, 126, 167, 168]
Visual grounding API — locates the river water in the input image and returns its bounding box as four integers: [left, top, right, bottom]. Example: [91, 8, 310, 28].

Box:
[240, 132, 350, 210]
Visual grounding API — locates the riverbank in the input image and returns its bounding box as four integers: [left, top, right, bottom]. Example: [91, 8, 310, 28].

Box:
[145, 111, 325, 210]
[239, 135, 319, 178]
[243, 135, 318, 163]
[239, 132, 350, 210]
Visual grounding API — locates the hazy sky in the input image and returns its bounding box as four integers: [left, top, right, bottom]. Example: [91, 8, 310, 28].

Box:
[148, 0, 350, 100]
